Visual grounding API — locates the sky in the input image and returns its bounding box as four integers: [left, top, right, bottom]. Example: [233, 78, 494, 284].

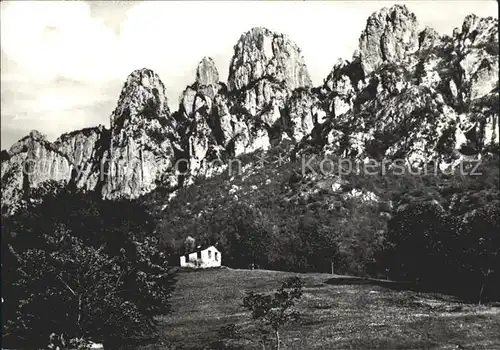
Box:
[1, 0, 498, 149]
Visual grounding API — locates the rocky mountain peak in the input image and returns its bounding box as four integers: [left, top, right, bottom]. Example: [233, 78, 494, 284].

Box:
[196, 57, 219, 87]
[418, 26, 441, 51]
[451, 15, 498, 102]
[358, 4, 419, 75]
[121, 68, 166, 95]
[179, 58, 223, 121]
[4, 130, 49, 160]
[228, 26, 312, 91]
[5, 132, 37, 157]
[112, 68, 170, 129]
[453, 14, 498, 52]
[101, 68, 179, 200]
[28, 129, 45, 141]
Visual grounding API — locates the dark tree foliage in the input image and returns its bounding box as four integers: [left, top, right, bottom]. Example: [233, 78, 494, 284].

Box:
[2, 186, 176, 348]
[383, 202, 458, 282]
[382, 201, 500, 303]
[203, 202, 274, 269]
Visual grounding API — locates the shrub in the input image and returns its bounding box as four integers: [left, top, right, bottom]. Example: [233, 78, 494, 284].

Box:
[242, 277, 304, 349]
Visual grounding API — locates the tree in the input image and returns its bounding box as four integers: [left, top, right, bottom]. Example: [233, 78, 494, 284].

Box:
[383, 201, 453, 283]
[293, 214, 339, 273]
[242, 277, 304, 350]
[183, 236, 196, 254]
[380, 196, 500, 302]
[460, 204, 500, 304]
[204, 202, 273, 269]
[2, 187, 176, 348]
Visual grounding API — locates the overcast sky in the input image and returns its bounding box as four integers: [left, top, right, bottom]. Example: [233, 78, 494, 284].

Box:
[1, 0, 498, 149]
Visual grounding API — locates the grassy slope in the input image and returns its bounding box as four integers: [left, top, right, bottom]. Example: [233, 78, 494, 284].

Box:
[141, 268, 500, 350]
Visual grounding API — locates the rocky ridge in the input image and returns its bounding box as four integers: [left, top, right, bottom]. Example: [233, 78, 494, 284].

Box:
[298, 5, 498, 166]
[1, 5, 498, 213]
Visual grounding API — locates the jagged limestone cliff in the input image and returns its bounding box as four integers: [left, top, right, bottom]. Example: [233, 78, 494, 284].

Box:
[102, 68, 179, 199]
[1, 128, 107, 213]
[1, 5, 498, 213]
[297, 5, 498, 166]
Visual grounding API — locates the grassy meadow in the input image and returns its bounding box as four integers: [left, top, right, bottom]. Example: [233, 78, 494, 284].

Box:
[137, 268, 500, 349]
